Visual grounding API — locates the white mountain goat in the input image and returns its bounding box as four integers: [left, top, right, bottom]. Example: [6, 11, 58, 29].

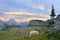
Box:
[29, 30, 39, 36]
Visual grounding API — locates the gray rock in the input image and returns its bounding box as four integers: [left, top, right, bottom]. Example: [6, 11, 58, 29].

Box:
[28, 20, 48, 26]
[46, 15, 60, 34]
[0, 20, 6, 30]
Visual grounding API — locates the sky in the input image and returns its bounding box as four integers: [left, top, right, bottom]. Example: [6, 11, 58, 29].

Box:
[0, 0, 60, 22]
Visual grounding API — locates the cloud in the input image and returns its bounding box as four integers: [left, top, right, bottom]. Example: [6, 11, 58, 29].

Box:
[4, 12, 39, 15]
[3, 12, 50, 22]
[46, 9, 51, 13]
[15, 18, 31, 22]
[0, 0, 59, 22]
[4, 11, 49, 17]
[31, 5, 45, 10]
[0, 17, 9, 21]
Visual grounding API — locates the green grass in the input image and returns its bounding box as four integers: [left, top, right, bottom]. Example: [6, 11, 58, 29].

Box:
[9, 32, 60, 40]
[0, 26, 60, 40]
[14, 32, 47, 40]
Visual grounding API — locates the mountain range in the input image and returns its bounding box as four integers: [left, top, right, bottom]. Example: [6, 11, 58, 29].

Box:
[0, 14, 60, 30]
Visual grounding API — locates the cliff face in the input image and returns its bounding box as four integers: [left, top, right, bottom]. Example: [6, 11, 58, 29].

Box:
[47, 15, 60, 33]
[54, 15, 60, 30]
[28, 14, 60, 27]
[28, 20, 48, 27]
[55, 15, 60, 24]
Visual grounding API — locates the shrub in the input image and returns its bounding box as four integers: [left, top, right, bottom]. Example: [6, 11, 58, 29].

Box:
[47, 21, 55, 27]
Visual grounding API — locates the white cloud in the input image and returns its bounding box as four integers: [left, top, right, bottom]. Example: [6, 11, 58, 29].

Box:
[0, 17, 9, 21]
[3, 12, 50, 22]
[32, 5, 45, 10]
[15, 17, 50, 22]
[47, 9, 51, 13]
[5, 12, 38, 15]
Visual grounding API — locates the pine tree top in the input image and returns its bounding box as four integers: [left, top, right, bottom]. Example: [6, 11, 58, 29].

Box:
[50, 5, 56, 16]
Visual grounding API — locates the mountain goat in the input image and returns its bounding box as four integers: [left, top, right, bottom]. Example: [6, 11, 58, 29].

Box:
[29, 30, 39, 36]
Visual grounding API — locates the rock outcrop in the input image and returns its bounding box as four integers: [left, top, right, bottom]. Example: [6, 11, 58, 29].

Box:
[0, 20, 6, 30]
[46, 15, 60, 34]
[28, 20, 48, 27]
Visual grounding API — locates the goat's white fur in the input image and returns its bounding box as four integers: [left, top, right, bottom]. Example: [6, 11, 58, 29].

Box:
[29, 30, 39, 36]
